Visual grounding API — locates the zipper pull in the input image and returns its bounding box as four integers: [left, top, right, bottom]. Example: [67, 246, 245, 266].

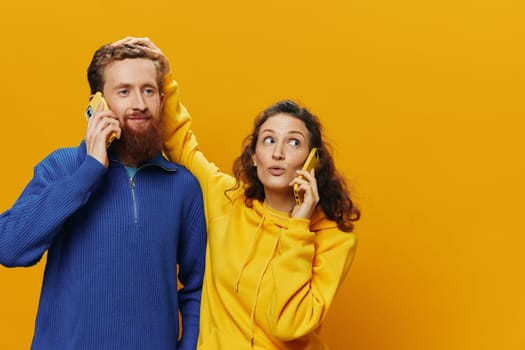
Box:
[130, 177, 135, 189]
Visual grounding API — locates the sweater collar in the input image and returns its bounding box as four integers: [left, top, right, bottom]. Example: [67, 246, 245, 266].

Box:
[79, 140, 178, 172]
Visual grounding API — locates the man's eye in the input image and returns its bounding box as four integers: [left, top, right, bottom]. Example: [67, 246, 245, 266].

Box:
[118, 90, 129, 96]
[144, 88, 155, 95]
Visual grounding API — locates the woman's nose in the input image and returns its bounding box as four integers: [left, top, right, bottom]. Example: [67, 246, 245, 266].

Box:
[272, 143, 285, 160]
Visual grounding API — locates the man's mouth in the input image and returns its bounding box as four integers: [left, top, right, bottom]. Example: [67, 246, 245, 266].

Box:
[127, 115, 150, 124]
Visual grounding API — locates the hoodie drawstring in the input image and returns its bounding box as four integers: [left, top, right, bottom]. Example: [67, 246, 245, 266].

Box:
[249, 232, 280, 347]
[235, 216, 265, 293]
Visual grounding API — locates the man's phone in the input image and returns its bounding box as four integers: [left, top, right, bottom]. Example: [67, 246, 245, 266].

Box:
[85, 92, 115, 148]
[293, 147, 320, 205]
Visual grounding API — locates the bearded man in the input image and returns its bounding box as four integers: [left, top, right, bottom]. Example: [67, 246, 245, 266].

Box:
[0, 41, 206, 350]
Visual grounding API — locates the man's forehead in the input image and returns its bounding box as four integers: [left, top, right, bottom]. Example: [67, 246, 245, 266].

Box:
[103, 58, 159, 86]
[105, 58, 157, 72]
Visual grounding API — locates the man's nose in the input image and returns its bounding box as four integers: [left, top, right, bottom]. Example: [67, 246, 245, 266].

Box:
[131, 92, 147, 111]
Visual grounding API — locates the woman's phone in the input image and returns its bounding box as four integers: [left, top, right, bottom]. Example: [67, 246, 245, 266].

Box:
[293, 147, 320, 205]
[85, 92, 115, 147]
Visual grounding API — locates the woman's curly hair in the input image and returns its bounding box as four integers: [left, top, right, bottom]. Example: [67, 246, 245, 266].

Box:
[228, 100, 360, 232]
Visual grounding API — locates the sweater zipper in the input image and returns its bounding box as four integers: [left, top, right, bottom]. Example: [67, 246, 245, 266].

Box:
[129, 177, 138, 224]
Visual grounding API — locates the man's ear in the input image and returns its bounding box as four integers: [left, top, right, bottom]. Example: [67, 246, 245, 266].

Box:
[160, 92, 165, 107]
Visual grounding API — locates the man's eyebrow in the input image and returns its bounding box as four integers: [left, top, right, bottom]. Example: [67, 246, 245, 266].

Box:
[112, 82, 132, 89]
[111, 82, 158, 89]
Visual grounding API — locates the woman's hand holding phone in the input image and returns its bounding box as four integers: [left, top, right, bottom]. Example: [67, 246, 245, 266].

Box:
[290, 168, 320, 219]
[290, 148, 320, 219]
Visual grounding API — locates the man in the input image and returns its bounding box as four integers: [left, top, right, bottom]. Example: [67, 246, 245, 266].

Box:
[0, 42, 206, 350]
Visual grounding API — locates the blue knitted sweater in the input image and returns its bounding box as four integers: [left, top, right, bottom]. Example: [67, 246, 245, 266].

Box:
[0, 142, 206, 350]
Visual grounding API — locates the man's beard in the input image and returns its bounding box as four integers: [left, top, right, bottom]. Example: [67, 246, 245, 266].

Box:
[109, 116, 163, 165]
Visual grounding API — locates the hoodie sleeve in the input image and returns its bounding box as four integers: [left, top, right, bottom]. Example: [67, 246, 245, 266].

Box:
[266, 218, 357, 340]
[162, 73, 219, 186]
[162, 73, 237, 218]
[0, 150, 106, 267]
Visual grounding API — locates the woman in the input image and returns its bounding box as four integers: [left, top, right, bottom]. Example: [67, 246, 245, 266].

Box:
[115, 37, 360, 349]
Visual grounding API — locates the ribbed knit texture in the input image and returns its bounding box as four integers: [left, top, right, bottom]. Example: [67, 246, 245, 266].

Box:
[0, 142, 206, 350]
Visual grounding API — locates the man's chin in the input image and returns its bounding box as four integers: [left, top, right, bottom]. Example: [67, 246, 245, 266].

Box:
[111, 121, 163, 163]
[127, 122, 151, 132]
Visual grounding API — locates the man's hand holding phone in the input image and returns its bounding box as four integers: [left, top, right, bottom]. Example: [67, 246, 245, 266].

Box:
[85, 92, 121, 167]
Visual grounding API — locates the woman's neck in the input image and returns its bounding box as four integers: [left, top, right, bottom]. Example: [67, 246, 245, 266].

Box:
[264, 193, 295, 214]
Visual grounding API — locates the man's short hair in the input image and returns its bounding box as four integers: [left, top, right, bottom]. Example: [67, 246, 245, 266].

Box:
[87, 44, 164, 94]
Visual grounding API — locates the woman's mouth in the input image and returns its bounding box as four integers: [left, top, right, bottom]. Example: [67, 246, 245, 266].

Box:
[268, 167, 286, 176]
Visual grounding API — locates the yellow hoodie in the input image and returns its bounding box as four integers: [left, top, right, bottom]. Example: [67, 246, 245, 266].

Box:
[162, 73, 357, 350]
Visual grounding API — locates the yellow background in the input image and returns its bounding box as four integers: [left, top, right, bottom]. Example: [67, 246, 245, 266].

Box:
[0, 0, 523, 349]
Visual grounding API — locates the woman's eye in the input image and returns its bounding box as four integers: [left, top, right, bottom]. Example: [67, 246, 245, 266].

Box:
[289, 139, 300, 146]
[263, 137, 274, 144]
